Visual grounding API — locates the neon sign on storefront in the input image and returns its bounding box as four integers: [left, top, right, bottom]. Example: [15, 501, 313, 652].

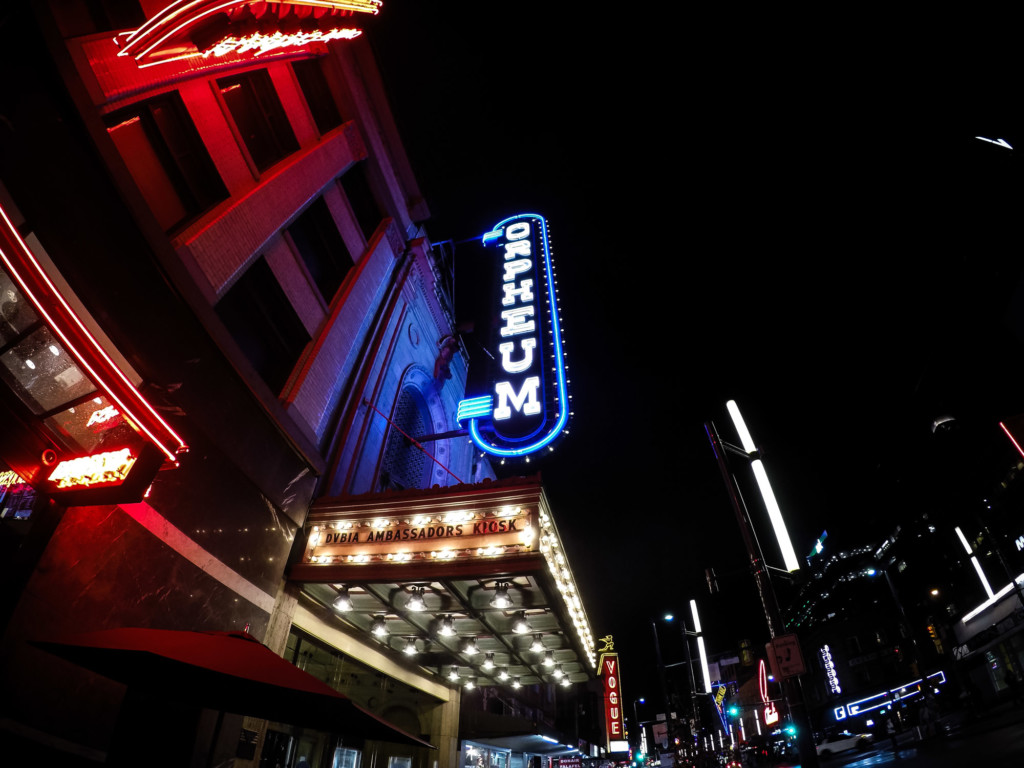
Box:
[759, 659, 779, 725]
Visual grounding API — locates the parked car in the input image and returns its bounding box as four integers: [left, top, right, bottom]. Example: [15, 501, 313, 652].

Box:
[816, 730, 873, 757]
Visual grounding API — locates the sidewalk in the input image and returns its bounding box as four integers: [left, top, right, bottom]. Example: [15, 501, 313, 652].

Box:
[932, 698, 1024, 741]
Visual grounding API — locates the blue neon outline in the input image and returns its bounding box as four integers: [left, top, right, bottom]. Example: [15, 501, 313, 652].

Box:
[468, 213, 569, 457]
[842, 670, 946, 718]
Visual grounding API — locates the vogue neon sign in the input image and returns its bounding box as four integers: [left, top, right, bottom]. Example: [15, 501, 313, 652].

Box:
[600, 648, 627, 751]
[457, 214, 569, 457]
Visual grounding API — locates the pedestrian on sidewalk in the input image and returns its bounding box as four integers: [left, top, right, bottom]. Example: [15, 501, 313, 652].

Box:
[886, 717, 900, 759]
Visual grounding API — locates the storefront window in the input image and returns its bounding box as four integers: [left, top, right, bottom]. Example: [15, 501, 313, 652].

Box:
[462, 742, 510, 768]
[0, 325, 96, 414]
[332, 748, 361, 768]
[286, 627, 441, 727]
[0, 269, 37, 343]
[43, 395, 139, 455]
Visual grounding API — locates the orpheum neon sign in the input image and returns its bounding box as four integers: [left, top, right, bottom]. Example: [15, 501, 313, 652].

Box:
[457, 214, 569, 457]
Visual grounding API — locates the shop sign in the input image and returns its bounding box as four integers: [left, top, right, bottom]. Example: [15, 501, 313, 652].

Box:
[821, 644, 842, 694]
[457, 214, 569, 458]
[40, 442, 166, 506]
[766, 634, 805, 679]
[304, 505, 536, 566]
[600, 648, 627, 751]
[759, 659, 779, 725]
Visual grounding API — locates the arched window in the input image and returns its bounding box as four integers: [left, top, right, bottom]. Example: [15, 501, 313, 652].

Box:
[379, 386, 432, 491]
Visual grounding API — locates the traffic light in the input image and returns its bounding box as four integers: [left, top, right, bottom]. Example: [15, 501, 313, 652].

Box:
[728, 705, 739, 717]
[784, 725, 796, 737]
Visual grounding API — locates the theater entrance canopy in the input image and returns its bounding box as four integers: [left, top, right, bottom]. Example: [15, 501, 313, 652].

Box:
[290, 477, 597, 688]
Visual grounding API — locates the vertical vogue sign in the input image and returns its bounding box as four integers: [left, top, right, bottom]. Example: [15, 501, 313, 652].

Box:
[601, 652, 626, 750]
[457, 214, 569, 457]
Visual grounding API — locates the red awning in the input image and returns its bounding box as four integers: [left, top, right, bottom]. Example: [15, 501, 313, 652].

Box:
[31, 627, 433, 748]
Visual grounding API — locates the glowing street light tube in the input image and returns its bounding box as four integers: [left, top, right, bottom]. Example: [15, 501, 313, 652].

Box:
[691, 599, 712, 694]
[725, 400, 800, 572]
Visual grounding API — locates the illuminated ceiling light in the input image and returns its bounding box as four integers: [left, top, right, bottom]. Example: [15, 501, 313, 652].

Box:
[560, 676, 571, 687]
[726, 400, 800, 572]
[463, 638, 480, 656]
[530, 634, 545, 653]
[332, 589, 353, 612]
[542, 650, 556, 667]
[407, 587, 426, 612]
[483, 653, 495, 670]
[498, 667, 509, 681]
[490, 582, 512, 609]
[403, 638, 417, 656]
[438, 615, 456, 637]
[448, 665, 460, 682]
[464, 677, 476, 690]
[552, 665, 564, 679]
[512, 677, 522, 689]
[370, 615, 388, 637]
[513, 612, 530, 634]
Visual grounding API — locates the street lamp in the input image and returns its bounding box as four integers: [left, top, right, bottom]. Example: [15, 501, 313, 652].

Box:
[706, 402, 820, 768]
[632, 697, 646, 756]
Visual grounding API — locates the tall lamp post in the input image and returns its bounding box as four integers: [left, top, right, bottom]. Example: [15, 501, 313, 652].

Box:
[673, 601, 712, 767]
[632, 697, 646, 759]
[650, 616, 677, 759]
[706, 400, 820, 768]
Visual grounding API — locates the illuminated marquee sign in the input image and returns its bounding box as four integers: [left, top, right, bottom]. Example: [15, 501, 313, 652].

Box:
[47, 448, 137, 489]
[599, 645, 627, 752]
[39, 442, 166, 505]
[457, 214, 569, 457]
[304, 505, 536, 565]
[114, 0, 382, 68]
[759, 659, 779, 726]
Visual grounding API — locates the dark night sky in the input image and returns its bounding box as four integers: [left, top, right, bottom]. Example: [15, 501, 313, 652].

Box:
[366, 3, 1024, 702]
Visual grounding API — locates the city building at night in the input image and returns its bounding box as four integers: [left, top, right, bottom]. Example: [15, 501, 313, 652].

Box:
[785, 528, 952, 735]
[0, 2, 600, 766]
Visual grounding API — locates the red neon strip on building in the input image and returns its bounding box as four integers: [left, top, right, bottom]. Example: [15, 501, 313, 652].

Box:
[1000, 421, 1024, 460]
[0, 204, 187, 464]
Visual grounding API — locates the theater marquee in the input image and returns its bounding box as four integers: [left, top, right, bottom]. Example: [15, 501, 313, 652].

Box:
[303, 504, 537, 566]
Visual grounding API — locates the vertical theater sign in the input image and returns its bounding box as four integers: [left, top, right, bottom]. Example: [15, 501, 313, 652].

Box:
[457, 214, 570, 458]
[599, 636, 629, 753]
